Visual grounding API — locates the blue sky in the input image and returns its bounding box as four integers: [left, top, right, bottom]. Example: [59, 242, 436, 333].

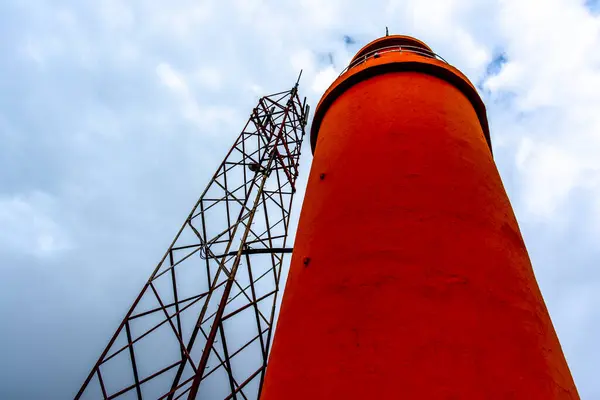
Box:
[1, 0, 600, 398]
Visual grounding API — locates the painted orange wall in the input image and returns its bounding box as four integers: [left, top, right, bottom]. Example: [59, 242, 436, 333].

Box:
[261, 38, 578, 399]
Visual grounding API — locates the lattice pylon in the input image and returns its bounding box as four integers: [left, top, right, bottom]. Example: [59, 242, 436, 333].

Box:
[76, 80, 310, 400]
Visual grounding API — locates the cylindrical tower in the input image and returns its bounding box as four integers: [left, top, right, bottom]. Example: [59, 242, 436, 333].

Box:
[261, 36, 579, 399]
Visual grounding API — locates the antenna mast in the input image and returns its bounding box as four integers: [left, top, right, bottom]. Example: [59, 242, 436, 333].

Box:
[76, 81, 309, 400]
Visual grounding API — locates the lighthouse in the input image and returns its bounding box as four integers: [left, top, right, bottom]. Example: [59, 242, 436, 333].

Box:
[260, 35, 579, 399]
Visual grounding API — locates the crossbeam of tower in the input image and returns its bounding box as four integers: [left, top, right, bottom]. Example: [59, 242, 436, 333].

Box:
[76, 81, 310, 400]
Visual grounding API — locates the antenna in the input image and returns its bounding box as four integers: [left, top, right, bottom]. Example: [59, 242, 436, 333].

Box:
[295, 69, 303, 87]
[386, 26, 389, 36]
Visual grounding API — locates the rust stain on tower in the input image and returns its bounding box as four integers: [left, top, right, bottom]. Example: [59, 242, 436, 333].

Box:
[261, 35, 579, 399]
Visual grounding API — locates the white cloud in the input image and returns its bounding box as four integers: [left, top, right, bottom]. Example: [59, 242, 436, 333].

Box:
[144, 1, 214, 39]
[311, 65, 337, 94]
[156, 62, 188, 93]
[156, 62, 237, 132]
[290, 49, 317, 74]
[297, 0, 340, 28]
[483, 0, 600, 221]
[516, 140, 582, 217]
[97, 0, 135, 30]
[193, 66, 223, 90]
[2, 0, 600, 397]
[0, 192, 71, 258]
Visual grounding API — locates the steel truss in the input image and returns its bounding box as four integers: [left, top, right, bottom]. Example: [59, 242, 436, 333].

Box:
[76, 81, 309, 400]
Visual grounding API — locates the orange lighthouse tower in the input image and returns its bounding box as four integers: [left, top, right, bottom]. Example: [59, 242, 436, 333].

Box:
[260, 35, 579, 399]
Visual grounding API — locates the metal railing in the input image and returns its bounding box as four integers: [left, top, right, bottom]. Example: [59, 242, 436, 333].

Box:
[339, 45, 449, 77]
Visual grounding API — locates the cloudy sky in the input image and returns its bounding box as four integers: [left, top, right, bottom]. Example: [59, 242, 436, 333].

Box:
[1, 0, 600, 398]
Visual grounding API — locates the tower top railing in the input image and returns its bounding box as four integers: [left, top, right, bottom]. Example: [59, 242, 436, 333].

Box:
[338, 45, 449, 77]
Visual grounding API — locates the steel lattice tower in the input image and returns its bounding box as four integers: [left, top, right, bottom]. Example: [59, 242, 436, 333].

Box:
[76, 80, 309, 400]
